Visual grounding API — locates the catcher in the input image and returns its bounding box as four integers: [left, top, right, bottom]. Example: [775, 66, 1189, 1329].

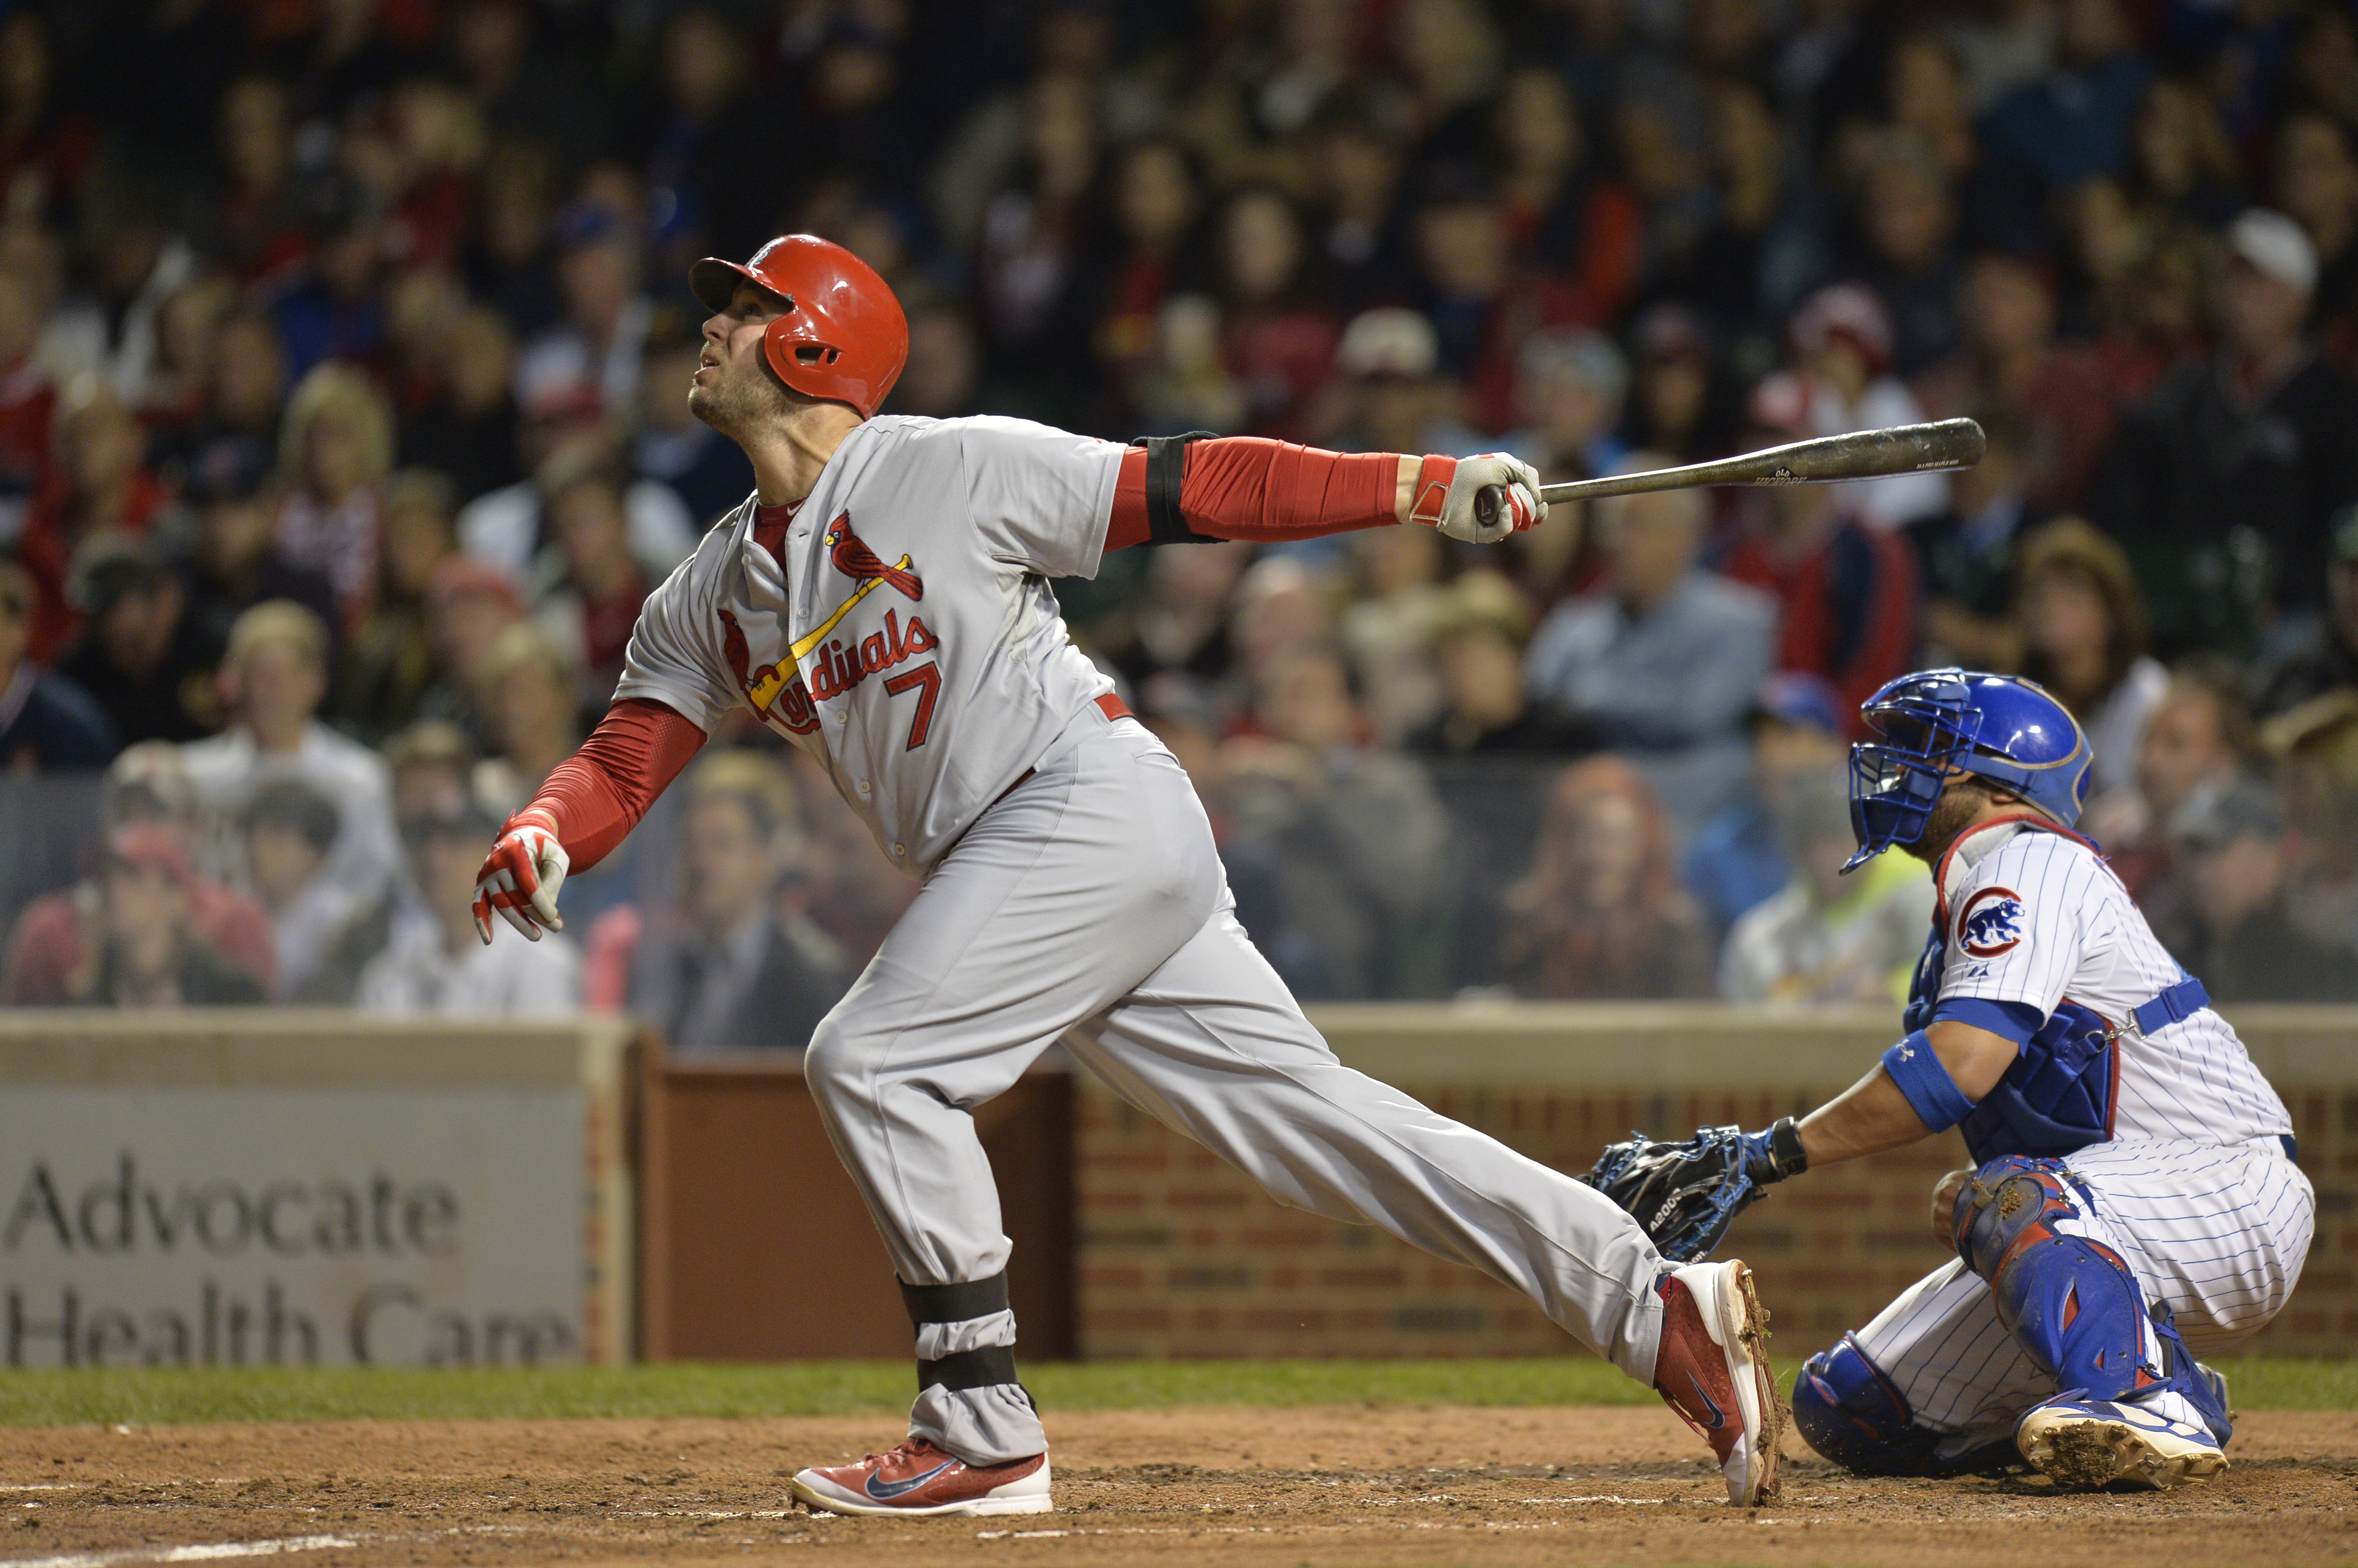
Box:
[1589, 670, 2311, 1490]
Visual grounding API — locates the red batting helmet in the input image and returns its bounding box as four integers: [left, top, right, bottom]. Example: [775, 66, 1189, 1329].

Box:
[688, 235, 908, 419]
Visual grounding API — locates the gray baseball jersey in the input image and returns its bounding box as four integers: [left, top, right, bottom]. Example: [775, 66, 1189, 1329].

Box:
[615, 414, 1123, 870]
[612, 411, 1675, 1468]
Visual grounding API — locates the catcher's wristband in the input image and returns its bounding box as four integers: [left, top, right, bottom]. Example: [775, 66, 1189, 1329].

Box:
[1753, 1116, 1807, 1183]
[1882, 1029, 1977, 1131]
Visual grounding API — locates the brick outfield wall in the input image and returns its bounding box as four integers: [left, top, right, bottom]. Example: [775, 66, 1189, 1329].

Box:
[1072, 1008, 2356, 1362]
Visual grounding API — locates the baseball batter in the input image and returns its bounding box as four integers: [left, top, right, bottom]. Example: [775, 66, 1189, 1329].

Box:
[1598, 670, 2312, 1490]
[470, 235, 1785, 1516]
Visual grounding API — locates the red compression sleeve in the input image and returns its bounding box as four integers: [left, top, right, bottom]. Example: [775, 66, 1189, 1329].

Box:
[1106, 440, 1402, 550]
[517, 697, 708, 873]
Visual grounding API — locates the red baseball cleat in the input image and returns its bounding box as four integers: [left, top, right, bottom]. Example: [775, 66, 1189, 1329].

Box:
[1653, 1258, 1784, 1506]
[791, 1436, 1052, 1517]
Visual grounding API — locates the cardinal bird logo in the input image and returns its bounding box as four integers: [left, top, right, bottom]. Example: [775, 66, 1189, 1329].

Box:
[827, 514, 923, 601]
[786, 513, 923, 662]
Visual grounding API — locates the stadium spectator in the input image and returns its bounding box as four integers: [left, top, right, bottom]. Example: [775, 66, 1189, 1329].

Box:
[618, 750, 850, 1056]
[1324, 307, 1480, 456]
[236, 777, 376, 1004]
[2268, 690, 2358, 960]
[1507, 329, 1629, 481]
[0, 556, 115, 769]
[2091, 667, 2255, 912]
[1723, 373, 1921, 730]
[173, 436, 337, 662]
[1980, 0, 2149, 194]
[357, 801, 580, 1016]
[1503, 755, 1712, 1000]
[1682, 673, 1852, 936]
[2089, 209, 2358, 654]
[515, 207, 652, 424]
[472, 621, 584, 814]
[2252, 506, 2358, 720]
[1494, 66, 1639, 325]
[455, 418, 696, 594]
[180, 601, 402, 922]
[1215, 188, 1342, 442]
[1718, 764, 1934, 1005]
[1405, 571, 1568, 756]
[1777, 285, 1949, 527]
[0, 263, 54, 524]
[1526, 457, 1773, 762]
[1221, 641, 1450, 999]
[891, 299, 984, 421]
[1338, 525, 1453, 746]
[397, 305, 523, 507]
[381, 719, 478, 824]
[273, 363, 392, 624]
[1904, 404, 2045, 669]
[2167, 776, 2358, 1002]
[1915, 251, 2119, 510]
[146, 308, 286, 491]
[55, 541, 216, 746]
[2015, 518, 2168, 799]
[72, 824, 263, 1007]
[18, 376, 171, 661]
[3, 744, 274, 1002]
[332, 470, 459, 744]
[1623, 304, 1729, 463]
[532, 458, 651, 718]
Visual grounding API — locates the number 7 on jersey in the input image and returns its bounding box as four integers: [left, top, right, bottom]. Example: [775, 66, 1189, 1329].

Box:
[883, 660, 940, 750]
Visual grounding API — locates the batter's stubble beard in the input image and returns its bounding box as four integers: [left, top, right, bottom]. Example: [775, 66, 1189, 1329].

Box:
[688, 361, 792, 443]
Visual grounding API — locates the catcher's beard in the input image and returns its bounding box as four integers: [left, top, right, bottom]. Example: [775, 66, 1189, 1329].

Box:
[1912, 776, 2001, 864]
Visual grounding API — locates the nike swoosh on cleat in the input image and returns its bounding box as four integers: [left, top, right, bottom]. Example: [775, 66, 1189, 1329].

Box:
[1686, 1371, 1727, 1431]
[864, 1460, 957, 1500]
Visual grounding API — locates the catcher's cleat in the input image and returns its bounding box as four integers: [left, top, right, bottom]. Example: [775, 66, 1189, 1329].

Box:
[1654, 1258, 1784, 1506]
[792, 1436, 1052, 1517]
[2015, 1395, 2226, 1490]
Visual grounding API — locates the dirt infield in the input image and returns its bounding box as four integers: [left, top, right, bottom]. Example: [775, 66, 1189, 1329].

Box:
[2, 1407, 2351, 1567]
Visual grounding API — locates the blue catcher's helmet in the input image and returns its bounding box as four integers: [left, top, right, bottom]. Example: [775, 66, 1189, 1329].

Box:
[1844, 669, 2093, 870]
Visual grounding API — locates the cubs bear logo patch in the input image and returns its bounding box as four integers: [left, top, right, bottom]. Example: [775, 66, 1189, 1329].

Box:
[1957, 886, 2025, 957]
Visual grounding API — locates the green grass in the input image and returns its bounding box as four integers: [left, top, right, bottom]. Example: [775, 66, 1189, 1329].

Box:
[0, 1357, 2348, 1428]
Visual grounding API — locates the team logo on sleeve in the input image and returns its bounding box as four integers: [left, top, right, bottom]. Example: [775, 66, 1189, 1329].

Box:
[1957, 886, 2025, 957]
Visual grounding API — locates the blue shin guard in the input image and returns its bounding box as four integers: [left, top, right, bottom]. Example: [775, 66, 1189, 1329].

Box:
[1792, 1333, 2018, 1477]
[1950, 1156, 2230, 1442]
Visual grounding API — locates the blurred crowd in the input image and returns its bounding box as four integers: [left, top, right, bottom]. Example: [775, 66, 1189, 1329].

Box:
[4, 0, 2358, 1040]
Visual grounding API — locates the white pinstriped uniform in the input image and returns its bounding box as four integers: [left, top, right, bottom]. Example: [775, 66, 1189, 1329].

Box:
[1853, 821, 2315, 1452]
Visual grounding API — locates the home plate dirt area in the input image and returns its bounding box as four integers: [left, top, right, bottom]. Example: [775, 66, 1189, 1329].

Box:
[3, 1408, 2352, 1568]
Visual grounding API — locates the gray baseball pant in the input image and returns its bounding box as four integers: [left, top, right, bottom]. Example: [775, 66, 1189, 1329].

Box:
[802, 706, 1669, 1463]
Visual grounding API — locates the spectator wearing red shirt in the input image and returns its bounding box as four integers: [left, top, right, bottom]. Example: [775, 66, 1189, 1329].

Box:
[1493, 67, 1639, 328]
[3, 742, 274, 1003]
[532, 456, 650, 724]
[19, 378, 172, 663]
[1914, 251, 2121, 511]
[1720, 372, 1920, 735]
[0, 262, 55, 532]
[1215, 188, 1340, 441]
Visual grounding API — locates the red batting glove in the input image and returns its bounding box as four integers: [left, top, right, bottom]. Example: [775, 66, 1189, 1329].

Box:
[471, 810, 570, 944]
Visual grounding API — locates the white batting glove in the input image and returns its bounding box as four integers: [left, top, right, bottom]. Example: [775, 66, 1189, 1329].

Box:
[1406, 453, 1546, 543]
[472, 811, 569, 943]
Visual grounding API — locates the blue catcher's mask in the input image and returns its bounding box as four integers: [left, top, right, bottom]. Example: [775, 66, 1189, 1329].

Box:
[1844, 669, 2094, 871]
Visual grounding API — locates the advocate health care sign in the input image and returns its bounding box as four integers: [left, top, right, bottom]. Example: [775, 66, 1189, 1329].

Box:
[0, 1014, 632, 1368]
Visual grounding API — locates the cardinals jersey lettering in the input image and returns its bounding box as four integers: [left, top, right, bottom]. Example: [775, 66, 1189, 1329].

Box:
[1913, 818, 2291, 1149]
[616, 415, 1123, 871]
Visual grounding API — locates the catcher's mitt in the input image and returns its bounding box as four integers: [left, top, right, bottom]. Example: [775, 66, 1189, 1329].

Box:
[1582, 1118, 1807, 1262]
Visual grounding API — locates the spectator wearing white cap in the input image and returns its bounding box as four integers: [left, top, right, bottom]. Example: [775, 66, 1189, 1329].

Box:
[2088, 208, 2358, 655]
[1780, 283, 1949, 528]
[1321, 307, 1481, 458]
[1507, 329, 1630, 481]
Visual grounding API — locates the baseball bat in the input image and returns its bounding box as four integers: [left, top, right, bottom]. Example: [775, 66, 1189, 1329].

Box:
[1471, 417, 1986, 530]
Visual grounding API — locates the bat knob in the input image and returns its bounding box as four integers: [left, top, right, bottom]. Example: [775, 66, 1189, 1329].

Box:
[1472, 484, 1503, 532]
